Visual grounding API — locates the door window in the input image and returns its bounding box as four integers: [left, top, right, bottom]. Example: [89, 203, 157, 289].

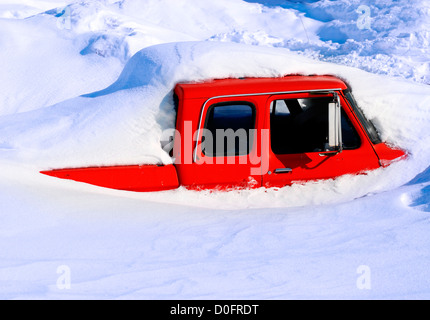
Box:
[270, 97, 360, 155]
[203, 102, 256, 157]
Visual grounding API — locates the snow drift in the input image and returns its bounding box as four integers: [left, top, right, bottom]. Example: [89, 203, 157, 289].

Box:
[1, 41, 429, 172]
[0, 0, 430, 300]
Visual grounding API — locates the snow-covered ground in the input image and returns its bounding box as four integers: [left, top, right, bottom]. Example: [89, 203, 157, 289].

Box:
[0, 0, 429, 300]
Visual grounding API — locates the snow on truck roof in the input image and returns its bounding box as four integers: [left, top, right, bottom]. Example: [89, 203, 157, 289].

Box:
[2, 41, 426, 173]
[175, 75, 349, 99]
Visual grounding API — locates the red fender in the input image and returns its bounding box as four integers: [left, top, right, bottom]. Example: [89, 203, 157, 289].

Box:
[41, 164, 179, 192]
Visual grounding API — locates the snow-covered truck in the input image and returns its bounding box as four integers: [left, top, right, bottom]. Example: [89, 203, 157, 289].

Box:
[41, 75, 406, 192]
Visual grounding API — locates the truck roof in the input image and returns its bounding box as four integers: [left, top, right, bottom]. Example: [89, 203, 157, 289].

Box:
[175, 75, 349, 100]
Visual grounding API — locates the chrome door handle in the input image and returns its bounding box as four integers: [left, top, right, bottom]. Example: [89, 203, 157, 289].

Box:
[275, 168, 293, 174]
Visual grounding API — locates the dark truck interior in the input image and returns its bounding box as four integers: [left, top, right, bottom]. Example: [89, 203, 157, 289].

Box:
[270, 97, 361, 154]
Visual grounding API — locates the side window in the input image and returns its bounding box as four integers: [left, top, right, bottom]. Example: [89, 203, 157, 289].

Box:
[270, 97, 360, 155]
[203, 102, 256, 157]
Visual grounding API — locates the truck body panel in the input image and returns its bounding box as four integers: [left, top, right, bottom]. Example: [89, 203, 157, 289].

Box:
[41, 164, 179, 192]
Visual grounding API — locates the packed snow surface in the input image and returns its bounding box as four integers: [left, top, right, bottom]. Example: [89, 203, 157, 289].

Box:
[0, 0, 429, 299]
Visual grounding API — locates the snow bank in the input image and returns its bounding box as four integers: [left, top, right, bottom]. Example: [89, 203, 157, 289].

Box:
[0, 14, 123, 116]
[0, 0, 320, 115]
[0, 41, 429, 207]
[0, 0, 429, 300]
[0, 0, 74, 19]
[247, 0, 430, 84]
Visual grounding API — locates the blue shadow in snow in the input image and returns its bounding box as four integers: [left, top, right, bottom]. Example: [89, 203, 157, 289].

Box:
[318, 26, 349, 44]
[407, 166, 430, 212]
[243, 0, 333, 22]
[409, 185, 430, 212]
[407, 166, 430, 185]
[81, 49, 162, 98]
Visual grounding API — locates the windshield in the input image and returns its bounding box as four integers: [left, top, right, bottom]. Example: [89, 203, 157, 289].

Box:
[343, 90, 382, 145]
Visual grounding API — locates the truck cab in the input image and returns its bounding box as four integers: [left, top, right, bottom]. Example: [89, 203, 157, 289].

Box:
[42, 75, 407, 192]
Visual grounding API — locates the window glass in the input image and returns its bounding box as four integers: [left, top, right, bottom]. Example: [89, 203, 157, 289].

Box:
[270, 97, 360, 154]
[203, 103, 255, 157]
[271, 100, 290, 115]
[341, 110, 361, 150]
[344, 91, 382, 145]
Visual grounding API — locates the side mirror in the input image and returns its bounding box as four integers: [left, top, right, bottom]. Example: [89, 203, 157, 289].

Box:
[322, 95, 343, 156]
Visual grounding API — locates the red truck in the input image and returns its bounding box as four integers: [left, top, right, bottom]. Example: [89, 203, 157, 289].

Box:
[41, 75, 406, 192]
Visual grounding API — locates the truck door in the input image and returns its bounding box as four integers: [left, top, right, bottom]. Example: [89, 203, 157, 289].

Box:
[262, 92, 381, 188]
[185, 96, 264, 190]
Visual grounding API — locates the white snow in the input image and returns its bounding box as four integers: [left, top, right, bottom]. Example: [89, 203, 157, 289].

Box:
[0, 0, 429, 300]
